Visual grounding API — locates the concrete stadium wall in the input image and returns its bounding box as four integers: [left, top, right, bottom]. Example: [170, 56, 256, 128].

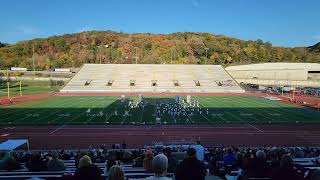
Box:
[225, 63, 320, 87]
[227, 69, 307, 81]
[235, 78, 320, 87]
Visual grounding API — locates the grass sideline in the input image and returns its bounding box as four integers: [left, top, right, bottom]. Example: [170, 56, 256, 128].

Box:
[0, 85, 61, 97]
[1, 96, 320, 125]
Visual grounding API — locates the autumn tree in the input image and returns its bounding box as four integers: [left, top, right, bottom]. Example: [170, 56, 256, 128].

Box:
[0, 31, 319, 69]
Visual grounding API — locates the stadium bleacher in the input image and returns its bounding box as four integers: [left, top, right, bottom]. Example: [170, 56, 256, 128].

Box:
[0, 146, 319, 180]
[61, 64, 244, 93]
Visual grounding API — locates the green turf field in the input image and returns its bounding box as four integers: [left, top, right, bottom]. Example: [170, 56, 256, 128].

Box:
[1, 96, 320, 125]
[0, 85, 60, 97]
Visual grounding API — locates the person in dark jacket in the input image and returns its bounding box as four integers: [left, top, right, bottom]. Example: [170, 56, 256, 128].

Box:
[223, 149, 236, 166]
[174, 148, 206, 180]
[27, 152, 47, 171]
[271, 155, 303, 180]
[246, 150, 270, 178]
[164, 147, 178, 173]
[74, 155, 102, 180]
[47, 151, 65, 171]
[0, 152, 21, 171]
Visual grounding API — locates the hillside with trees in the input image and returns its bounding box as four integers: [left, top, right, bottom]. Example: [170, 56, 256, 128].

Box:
[0, 31, 319, 70]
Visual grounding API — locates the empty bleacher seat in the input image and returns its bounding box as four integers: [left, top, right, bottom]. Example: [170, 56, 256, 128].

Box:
[61, 64, 245, 93]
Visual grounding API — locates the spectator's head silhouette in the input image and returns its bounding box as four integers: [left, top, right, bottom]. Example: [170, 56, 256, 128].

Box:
[280, 154, 294, 169]
[255, 150, 266, 160]
[51, 151, 59, 159]
[187, 148, 196, 158]
[78, 155, 92, 168]
[108, 165, 125, 180]
[152, 154, 168, 177]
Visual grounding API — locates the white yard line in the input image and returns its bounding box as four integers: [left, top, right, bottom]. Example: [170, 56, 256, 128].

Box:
[247, 124, 263, 133]
[84, 99, 116, 124]
[200, 97, 264, 133]
[49, 98, 100, 134]
[2, 97, 73, 124]
[198, 97, 229, 123]
[37, 97, 97, 124]
[251, 97, 313, 121]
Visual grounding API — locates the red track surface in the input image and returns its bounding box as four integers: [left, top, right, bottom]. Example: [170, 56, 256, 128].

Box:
[0, 93, 53, 107]
[1, 124, 320, 149]
[1, 92, 320, 149]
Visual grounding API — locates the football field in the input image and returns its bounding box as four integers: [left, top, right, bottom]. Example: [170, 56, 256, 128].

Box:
[1, 96, 320, 125]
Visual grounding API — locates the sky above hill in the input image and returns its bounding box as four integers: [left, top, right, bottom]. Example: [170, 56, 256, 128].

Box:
[0, 0, 319, 47]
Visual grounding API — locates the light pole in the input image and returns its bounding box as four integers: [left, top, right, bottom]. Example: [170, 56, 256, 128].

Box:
[6, 69, 10, 99]
[133, 47, 139, 64]
[32, 45, 35, 75]
[204, 47, 209, 64]
[171, 47, 176, 64]
[98, 46, 102, 64]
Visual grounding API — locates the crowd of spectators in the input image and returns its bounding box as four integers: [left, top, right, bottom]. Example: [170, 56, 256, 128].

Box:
[206, 146, 320, 179]
[0, 142, 320, 180]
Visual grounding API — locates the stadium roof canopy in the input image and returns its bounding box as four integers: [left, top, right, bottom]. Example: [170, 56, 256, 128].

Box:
[0, 139, 29, 151]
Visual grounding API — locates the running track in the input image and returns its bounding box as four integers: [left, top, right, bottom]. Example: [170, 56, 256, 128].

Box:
[1, 124, 320, 149]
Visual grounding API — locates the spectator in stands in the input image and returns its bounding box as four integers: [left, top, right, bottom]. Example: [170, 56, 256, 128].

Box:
[244, 150, 270, 178]
[94, 150, 106, 163]
[271, 154, 303, 180]
[108, 165, 125, 180]
[270, 148, 284, 170]
[234, 148, 244, 170]
[207, 148, 220, 175]
[122, 141, 127, 149]
[143, 150, 154, 172]
[47, 151, 65, 171]
[164, 147, 178, 173]
[146, 154, 171, 180]
[75, 151, 87, 167]
[115, 144, 121, 149]
[60, 150, 71, 160]
[0, 152, 21, 170]
[174, 148, 206, 180]
[133, 153, 145, 167]
[27, 152, 47, 171]
[192, 141, 205, 161]
[121, 150, 132, 163]
[310, 170, 320, 180]
[223, 149, 236, 166]
[74, 155, 102, 180]
[105, 154, 120, 175]
[294, 147, 305, 158]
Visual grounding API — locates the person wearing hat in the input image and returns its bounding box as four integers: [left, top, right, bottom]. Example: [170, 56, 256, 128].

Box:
[174, 148, 206, 180]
